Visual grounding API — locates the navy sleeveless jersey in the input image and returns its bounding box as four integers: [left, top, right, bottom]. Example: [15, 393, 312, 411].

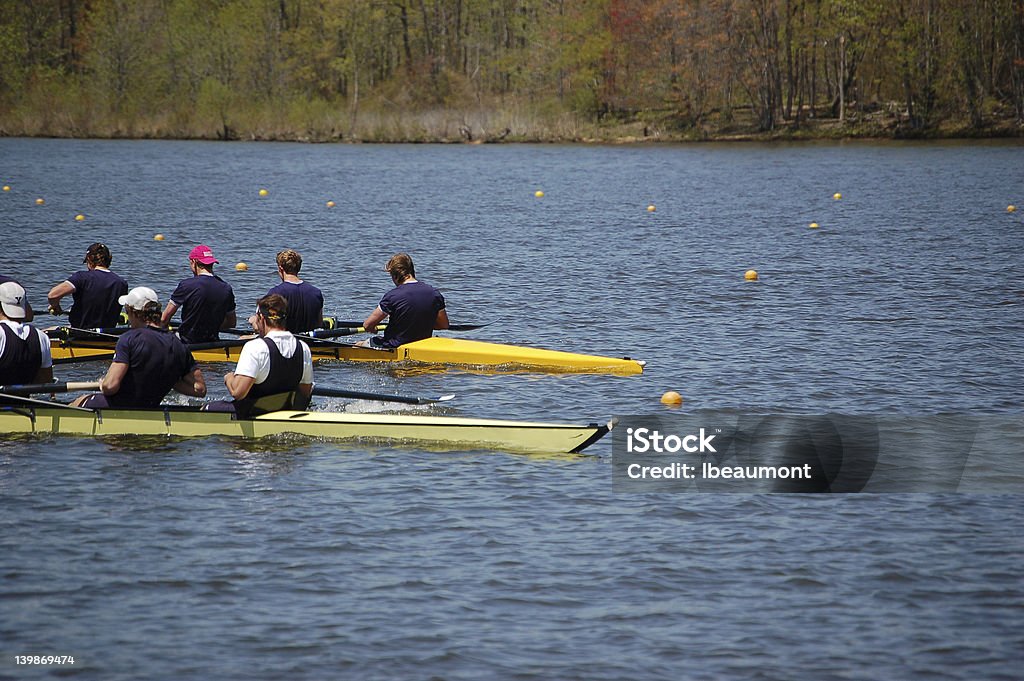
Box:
[234, 337, 305, 416]
[0, 323, 42, 384]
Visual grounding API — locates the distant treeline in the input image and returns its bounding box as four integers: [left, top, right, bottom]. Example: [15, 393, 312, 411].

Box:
[1, 0, 1022, 141]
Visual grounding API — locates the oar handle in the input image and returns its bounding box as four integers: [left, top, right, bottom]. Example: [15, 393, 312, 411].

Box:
[0, 381, 101, 395]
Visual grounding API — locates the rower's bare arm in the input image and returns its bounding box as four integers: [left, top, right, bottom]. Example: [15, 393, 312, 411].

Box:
[175, 367, 207, 398]
[100, 362, 129, 396]
[224, 371, 256, 400]
[160, 301, 178, 327]
[220, 310, 237, 330]
[47, 281, 73, 314]
[296, 382, 313, 410]
[363, 307, 387, 333]
[34, 365, 53, 384]
[434, 309, 450, 330]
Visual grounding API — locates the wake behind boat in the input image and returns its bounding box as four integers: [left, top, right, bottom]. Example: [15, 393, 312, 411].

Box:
[0, 403, 613, 454]
[47, 331, 646, 374]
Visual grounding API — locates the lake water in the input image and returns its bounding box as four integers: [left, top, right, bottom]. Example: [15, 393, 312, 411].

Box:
[0, 138, 1022, 680]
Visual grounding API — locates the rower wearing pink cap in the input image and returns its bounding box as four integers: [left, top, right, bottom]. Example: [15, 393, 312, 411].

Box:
[161, 244, 237, 344]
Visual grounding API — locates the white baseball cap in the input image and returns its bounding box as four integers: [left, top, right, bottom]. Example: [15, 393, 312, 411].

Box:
[118, 286, 159, 310]
[0, 281, 28, 319]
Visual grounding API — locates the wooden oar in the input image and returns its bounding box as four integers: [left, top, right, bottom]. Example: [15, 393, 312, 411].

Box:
[312, 386, 455, 405]
[0, 381, 101, 395]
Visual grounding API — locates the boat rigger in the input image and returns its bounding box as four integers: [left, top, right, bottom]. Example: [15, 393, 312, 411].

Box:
[48, 334, 646, 374]
[0, 405, 613, 454]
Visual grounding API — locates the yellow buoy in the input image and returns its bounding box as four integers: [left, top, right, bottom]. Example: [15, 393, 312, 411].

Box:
[235, 262, 249, 271]
[326, 200, 335, 208]
[2, 185, 10, 192]
[154, 234, 165, 241]
[745, 269, 758, 281]
[833, 192, 842, 200]
[258, 188, 268, 197]
[35, 198, 44, 205]
[534, 190, 544, 198]
[809, 222, 819, 229]
[660, 391, 683, 406]
[75, 214, 85, 221]
[647, 204, 656, 212]
[1008, 205, 1017, 213]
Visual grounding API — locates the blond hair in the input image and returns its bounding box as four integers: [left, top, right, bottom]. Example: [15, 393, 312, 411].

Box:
[276, 249, 302, 275]
[385, 252, 415, 285]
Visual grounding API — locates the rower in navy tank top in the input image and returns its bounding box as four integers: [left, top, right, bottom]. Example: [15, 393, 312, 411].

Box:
[360, 252, 448, 349]
[205, 294, 313, 416]
[47, 243, 128, 328]
[0, 281, 52, 387]
[265, 249, 324, 333]
[73, 287, 206, 409]
[161, 244, 237, 344]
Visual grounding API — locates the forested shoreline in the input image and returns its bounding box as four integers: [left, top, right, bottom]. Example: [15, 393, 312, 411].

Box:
[1, 0, 1022, 143]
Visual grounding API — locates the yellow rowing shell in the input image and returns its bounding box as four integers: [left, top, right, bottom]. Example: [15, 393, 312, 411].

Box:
[0, 406, 613, 453]
[50, 336, 645, 374]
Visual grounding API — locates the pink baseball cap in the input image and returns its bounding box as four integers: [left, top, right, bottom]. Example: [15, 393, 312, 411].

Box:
[188, 244, 218, 265]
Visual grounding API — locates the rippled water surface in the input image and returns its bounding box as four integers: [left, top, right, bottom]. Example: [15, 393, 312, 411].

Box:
[1, 139, 1022, 680]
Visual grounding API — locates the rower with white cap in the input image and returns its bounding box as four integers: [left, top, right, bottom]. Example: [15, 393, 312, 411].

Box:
[73, 286, 206, 408]
[0, 281, 52, 386]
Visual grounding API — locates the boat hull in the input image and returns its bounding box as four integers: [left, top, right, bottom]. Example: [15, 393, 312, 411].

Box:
[48, 335, 645, 374]
[0, 406, 612, 453]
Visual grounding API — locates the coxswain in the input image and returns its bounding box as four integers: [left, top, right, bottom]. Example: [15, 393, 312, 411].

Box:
[0, 281, 52, 386]
[266, 249, 324, 333]
[47, 242, 129, 328]
[359, 252, 448, 348]
[204, 294, 312, 416]
[161, 244, 237, 344]
[72, 287, 206, 408]
[0, 274, 33, 321]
